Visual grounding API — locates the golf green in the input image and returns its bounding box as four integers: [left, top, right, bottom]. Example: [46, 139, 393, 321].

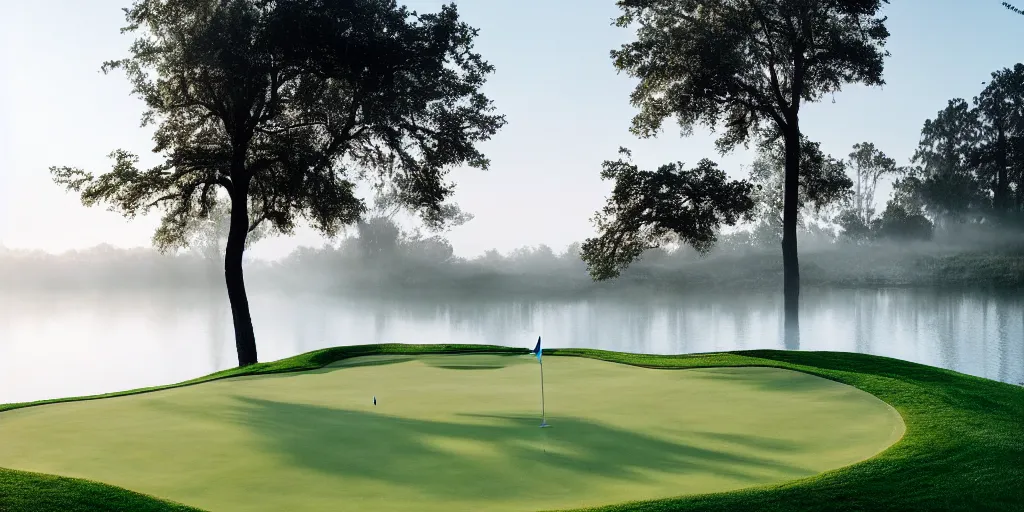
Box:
[0, 354, 904, 512]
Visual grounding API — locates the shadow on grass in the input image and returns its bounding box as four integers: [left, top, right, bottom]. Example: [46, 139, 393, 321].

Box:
[697, 367, 837, 394]
[738, 350, 1024, 416]
[428, 365, 507, 370]
[316, 354, 532, 374]
[180, 396, 816, 501]
[423, 354, 532, 371]
[325, 356, 420, 369]
[686, 431, 806, 453]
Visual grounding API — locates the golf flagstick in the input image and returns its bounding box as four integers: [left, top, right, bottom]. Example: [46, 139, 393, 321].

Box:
[540, 355, 548, 427]
[533, 336, 550, 428]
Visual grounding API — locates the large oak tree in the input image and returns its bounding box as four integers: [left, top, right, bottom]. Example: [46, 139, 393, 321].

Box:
[51, 0, 505, 366]
[609, 0, 890, 346]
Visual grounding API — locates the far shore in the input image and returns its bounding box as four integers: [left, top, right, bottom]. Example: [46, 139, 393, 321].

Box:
[2, 244, 1023, 295]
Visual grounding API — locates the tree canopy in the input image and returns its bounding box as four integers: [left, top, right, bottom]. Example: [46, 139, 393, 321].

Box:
[975, 65, 1024, 213]
[580, 149, 755, 280]
[612, 0, 890, 150]
[846, 142, 900, 224]
[910, 99, 988, 220]
[897, 66, 1024, 225]
[52, 0, 504, 251]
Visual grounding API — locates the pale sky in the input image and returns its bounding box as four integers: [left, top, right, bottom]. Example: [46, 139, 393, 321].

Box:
[1, 0, 1020, 260]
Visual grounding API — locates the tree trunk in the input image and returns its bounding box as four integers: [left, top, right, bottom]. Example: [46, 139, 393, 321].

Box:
[996, 126, 1008, 213]
[855, 165, 864, 223]
[782, 127, 801, 351]
[1016, 177, 1023, 212]
[225, 179, 258, 367]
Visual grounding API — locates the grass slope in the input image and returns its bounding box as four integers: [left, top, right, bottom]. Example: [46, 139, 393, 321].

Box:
[1, 344, 1022, 512]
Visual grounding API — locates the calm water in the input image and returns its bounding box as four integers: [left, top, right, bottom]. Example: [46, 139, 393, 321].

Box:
[1, 287, 1022, 403]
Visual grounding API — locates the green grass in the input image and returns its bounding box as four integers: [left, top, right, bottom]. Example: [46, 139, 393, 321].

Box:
[1, 344, 1021, 511]
[0, 353, 902, 512]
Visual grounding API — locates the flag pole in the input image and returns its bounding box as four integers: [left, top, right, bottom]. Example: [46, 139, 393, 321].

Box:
[539, 357, 548, 427]
[534, 335, 549, 428]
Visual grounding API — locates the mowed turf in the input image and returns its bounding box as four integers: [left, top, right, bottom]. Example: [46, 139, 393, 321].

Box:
[0, 354, 903, 512]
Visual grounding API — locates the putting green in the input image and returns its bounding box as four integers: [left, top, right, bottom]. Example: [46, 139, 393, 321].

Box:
[0, 354, 904, 512]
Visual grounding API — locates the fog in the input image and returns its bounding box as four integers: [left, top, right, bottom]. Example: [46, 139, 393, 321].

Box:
[2, 215, 1022, 298]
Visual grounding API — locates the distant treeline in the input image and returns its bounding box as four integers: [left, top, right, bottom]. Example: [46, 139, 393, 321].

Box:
[3, 216, 1023, 296]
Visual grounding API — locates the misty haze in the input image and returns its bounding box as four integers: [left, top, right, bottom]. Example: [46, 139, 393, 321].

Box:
[2, 225, 1023, 403]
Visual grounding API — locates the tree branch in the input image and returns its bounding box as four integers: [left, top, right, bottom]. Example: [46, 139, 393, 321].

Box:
[215, 175, 234, 195]
[746, 0, 791, 113]
[248, 212, 268, 233]
[147, 193, 179, 208]
[730, 80, 787, 128]
[255, 120, 327, 135]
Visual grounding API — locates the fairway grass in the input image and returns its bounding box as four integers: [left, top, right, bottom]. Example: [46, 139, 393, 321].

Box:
[0, 354, 902, 512]
[0, 345, 1021, 512]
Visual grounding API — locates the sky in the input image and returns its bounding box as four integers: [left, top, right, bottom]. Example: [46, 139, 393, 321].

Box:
[0, 0, 1021, 260]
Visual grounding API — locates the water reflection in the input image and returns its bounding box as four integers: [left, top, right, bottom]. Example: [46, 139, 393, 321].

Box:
[0, 287, 1021, 403]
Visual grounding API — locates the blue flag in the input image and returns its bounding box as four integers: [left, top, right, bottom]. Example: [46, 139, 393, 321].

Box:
[533, 336, 542, 363]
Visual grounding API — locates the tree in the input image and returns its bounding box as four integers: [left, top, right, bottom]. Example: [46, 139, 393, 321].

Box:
[50, 0, 505, 366]
[355, 215, 403, 265]
[838, 142, 898, 241]
[846, 142, 900, 224]
[890, 173, 929, 215]
[580, 148, 755, 281]
[878, 162, 936, 241]
[975, 65, 1024, 216]
[356, 185, 470, 271]
[872, 202, 933, 241]
[370, 183, 475, 230]
[610, 0, 890, 348]
[898, 68, 1024, 224]
[402, 234, 455, 266]
[836, 208, 872, 241]
[908, 98, 988, 223]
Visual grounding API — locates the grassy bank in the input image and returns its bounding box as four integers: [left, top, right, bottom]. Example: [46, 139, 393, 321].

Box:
[1, 344, 1022, 511]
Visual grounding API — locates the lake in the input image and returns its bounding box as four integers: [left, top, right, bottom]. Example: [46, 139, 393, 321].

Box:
[1, 287, 1022, 403]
